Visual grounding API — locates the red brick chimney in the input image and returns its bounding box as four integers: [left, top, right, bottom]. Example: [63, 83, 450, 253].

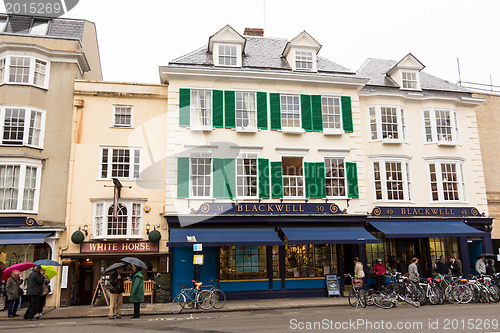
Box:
[244, 28, 264, 37]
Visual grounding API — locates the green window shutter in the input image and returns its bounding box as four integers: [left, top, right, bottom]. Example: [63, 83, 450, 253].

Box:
[300, 94, 312, 131]
[224, 159, 236, 199]
[179, 88, 190, 127]
[258, 158, 270, 199]
[213, 90, 224, 128]
[304, 162, 316, 198]
[311, 95, 323, 132]
[270, 93, 281, 130]
[224, 90, 236, 128]
[257, 92, 268, 130]
[177, 157, 190, 198]
[213, 158, 225, 198]
[316, 162, 326, 198]
[341, 96, 353, 133]
[270, 161, 283, 198]
[346, 162, 359, 198]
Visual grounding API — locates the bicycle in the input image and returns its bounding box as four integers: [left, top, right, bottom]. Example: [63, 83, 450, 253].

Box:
[373, 287, 420, 309]
[203, 279, 226, 310]
[344, 274, 366, 308]
[172, 280, 214, 314]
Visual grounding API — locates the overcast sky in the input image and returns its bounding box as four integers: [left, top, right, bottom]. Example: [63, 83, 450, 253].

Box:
[5, 0, 499, 87]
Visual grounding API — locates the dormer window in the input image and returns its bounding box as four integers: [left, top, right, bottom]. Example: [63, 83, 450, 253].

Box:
[29, 18, 49, 35]
[218, 45, 238, 66]
[295, 51, 313, 71]
[402, 71, 418, 89]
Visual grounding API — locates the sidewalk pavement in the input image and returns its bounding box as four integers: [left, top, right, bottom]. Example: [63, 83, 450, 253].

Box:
[0, 297, 348, 320]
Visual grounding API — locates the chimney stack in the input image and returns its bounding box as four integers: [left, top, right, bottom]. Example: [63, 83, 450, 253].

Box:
[244, 28, 264, 37]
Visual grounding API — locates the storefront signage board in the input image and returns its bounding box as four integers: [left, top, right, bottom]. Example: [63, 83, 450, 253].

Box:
[370, 206, 483, 217]
[325, 274, 340, 297]
[80, 241, 159, 253]
[193, 203, 346, 215]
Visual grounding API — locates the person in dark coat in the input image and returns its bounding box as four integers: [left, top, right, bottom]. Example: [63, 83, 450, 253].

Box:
[6, 270, 23, 318]
[0, 262, 6, 311]
[35, 269, 50, 318]
[435, 255, 450, 275]
[486, 259, 496, 276]
[396, 258, 407, 275]
[108, 268, 125, 319]
[449, 254, 463, 277]
[24, 265, 44, 320]
[129, 265, 144, 319]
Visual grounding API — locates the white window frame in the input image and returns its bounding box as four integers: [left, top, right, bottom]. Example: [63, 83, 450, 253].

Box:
[427, 160, 467, 202]
[321, 95, 343, 135]
[235, 91, 257, 131]
[295, 50, 314, 71]
[236, 153, 259, 199]
[214, 43, 241, 67]
[281, 155, 305, 199]
[401, 70, 420, 90]
[280, 94, 303, 133]
[29, 18, 50, 35]
[99, 147, 141, 180]
[371, 158, 413, 202]
[0, 56, 50, 89]
[0, 16, 8, 32]
[112, 105, 134, 128]
[324, 156, 347, 199]
[368, 105, 407, 143]
[0, 106, 46, 149]
[190, 89, 212, 131]
[190, 152, 212, 199]
[92, 201, 143, 239]
[0, 158, 42, 213]
[422, 108, 460, 145]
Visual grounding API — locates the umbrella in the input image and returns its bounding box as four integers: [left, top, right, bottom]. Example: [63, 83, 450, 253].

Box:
[476, 253, 496, 258]
[34, 259, 60, 266]
[41, 265, 57, 280]
[2, 262, 34, 280]
[104, 262, 127, 273]
[120, 257, 147, 269]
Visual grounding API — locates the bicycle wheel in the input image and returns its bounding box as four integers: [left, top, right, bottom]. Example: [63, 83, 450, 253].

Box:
[172, 293, 186, 314]
[359, 292, 367, 308]
[197, 290, 214, 310]
[363, 291, 374, 306]
[428, 286, 440, 305]
[373, 292, 395, 309]
[211, 289, 226, 309]
[458, 285, 473, 304]
[489, 285, 500, 303]
[348, 290, 358, 307]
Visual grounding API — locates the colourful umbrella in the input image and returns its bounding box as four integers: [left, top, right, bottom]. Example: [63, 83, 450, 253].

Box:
[41, 265, 57, 280]
[2, 262, 34, 280]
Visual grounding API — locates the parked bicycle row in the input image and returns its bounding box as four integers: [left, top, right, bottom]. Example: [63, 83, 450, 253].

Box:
[171, 279, 226, 314]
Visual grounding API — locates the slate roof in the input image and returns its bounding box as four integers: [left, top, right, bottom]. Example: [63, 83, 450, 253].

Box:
[357, 58, 469, 93]
[1, 14, 86, 42]
[169, 36, 355, 75]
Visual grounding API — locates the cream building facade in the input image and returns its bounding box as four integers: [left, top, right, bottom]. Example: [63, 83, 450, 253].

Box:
[57, 80, 168, 306]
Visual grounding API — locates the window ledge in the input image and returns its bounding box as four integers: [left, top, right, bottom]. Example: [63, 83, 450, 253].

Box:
[281, 128, 305, 134]
[282, 197, 307, 200]
[235, 127, 258, 133]
[190, 126, 213, 132]
[111, 125, 134, 129]
[0, 82, 48, 90]
[323, 128, 344, 136]
[91, 236, 143, 240]
[382, 138, 403, 144]
[437, 141, 457, 146]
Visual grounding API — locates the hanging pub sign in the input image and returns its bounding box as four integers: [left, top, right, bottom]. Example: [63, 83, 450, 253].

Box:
[192, 202, 346, 215]
[370, 206, 484, 217]
[80, 241, 159, 253]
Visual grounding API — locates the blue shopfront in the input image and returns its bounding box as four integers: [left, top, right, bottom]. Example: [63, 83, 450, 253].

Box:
[167, 203, 379, 300]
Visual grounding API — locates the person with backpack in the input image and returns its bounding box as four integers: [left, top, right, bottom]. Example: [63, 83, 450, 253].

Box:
[353, 257, 365, 287]
[373, 258, 386, 291]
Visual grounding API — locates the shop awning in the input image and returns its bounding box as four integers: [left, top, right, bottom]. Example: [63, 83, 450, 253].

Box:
[0, 232, 52, 245]
[369, 221, 486, 238]
[167, 228, 283, 247]
[281, 227, 380, 244]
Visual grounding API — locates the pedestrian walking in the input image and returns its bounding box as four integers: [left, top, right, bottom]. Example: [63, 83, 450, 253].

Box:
[435, 255, 449, 275]
[408, 257, 420, 283]
[449, 254, 462, 277]
[353, 257, 365, 287]
[130, 265, 144, 319]
[109, 268, 125, 319]
[395, 258, 407, 275]
[24, 265, 44, 320]
[6, 270, 23, 318]
[0, 262, 6, 311]
[373, 258, 386, 291]
[486, 259, 496, 276]
[475, 255, 486, 275]
[35, 269, 50, 319]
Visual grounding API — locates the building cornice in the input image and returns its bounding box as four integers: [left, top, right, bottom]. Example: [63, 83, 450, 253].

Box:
[359, 90, 484, 105]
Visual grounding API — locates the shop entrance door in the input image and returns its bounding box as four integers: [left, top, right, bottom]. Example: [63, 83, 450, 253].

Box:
[343, 244, 359, 287]
[468, 240, 483, 275]
[78, 263, 94, 305]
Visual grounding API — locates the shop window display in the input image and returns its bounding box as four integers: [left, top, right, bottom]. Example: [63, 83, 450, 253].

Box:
[285, 244, 337, 278]
[219, 246, 267, 280]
